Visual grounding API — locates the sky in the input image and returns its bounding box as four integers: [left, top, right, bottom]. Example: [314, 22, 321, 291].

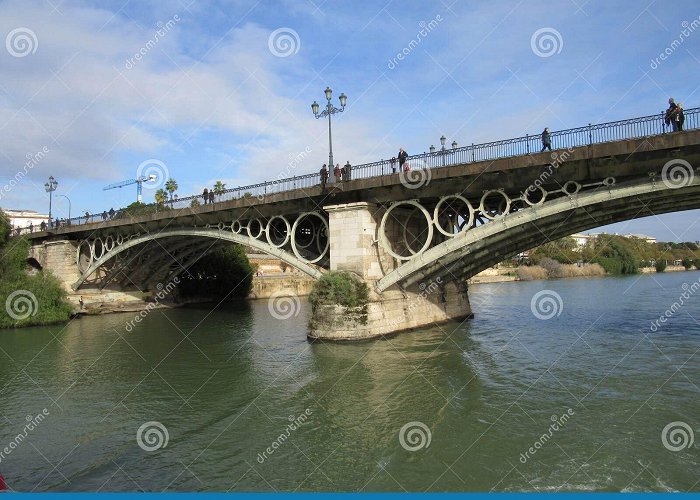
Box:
[0, 0, 699, 241]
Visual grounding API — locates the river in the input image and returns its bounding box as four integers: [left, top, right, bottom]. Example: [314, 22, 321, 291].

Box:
[0, 272, 698, 491]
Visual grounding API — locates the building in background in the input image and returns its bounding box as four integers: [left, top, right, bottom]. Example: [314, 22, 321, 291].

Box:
[2, 209, 49, 229]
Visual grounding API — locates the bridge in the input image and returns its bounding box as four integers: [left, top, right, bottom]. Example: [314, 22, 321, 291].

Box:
[23, 108, 700, 339]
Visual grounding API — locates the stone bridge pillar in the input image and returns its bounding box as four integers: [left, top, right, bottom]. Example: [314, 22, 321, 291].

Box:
[311, 202, 472, 341]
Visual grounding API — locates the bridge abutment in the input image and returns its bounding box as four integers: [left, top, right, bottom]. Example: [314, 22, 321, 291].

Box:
[309, 202, 472, 340]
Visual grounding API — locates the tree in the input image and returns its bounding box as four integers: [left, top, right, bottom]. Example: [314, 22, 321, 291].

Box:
[213, 181, 226, 201]
[655, 260, 667, 273]
[155, 189, 167, 205]
[682, 258, 693, 270]
[190, 198, 201, 208]
[165, 178, 178, 200]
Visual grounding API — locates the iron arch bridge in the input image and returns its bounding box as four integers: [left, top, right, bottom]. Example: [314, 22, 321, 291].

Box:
[72, 212, 329, 290]
[374, 173, 700, 292]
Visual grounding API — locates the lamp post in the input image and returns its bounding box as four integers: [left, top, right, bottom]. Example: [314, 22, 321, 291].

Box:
[44, 176, 58, 226]
[56, 194, 71, 220]
[311, 87, 347, 184]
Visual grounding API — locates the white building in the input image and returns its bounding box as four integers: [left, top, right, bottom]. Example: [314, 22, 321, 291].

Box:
[570, 233, 593, 247]
[2, 209, 49, 229]
[624, 233, 657, 244]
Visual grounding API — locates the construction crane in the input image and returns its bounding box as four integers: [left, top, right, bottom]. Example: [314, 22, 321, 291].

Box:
[103, 175, 156, 203]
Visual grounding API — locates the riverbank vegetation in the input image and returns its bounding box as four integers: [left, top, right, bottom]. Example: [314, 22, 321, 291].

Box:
[175, 244, 254, 301]
[0, 213, 72, 328]
[515, 234, 700, 277]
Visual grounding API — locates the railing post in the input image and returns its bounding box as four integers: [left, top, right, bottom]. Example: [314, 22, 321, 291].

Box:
[588, 123, 592, 145]
[525, 135, 529, 155]
[661, 110, 665, 134]
[471, 143, 475, 162]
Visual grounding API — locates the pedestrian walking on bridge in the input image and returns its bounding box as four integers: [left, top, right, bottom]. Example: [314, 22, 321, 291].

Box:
[320, 164, 328, 188]
[540, 128, 551, 151]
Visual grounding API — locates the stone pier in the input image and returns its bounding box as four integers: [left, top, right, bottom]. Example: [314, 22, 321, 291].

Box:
[308, 202, 472, 340]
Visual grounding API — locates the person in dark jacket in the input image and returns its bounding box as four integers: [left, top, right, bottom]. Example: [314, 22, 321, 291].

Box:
[202, 188, 209, 204]
[540, 128, 551, 151]
[320, 164, 328, 187]
[665, 97, 678, 131]
[675, 103, 685, 131]
[397, 148, 408, 171]
[344, 161, 352, 181]
[208, 191, 215, 204]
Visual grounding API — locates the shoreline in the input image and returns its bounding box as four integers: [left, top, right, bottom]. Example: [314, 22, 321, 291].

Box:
[468, 265, 697, 285]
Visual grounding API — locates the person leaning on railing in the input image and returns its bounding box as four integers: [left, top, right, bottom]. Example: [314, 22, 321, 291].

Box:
[675, 103, 685, 132]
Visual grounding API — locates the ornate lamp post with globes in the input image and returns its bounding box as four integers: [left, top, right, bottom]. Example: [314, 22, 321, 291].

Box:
[311, 87, 347, 184]
[44, 175, 58, 226]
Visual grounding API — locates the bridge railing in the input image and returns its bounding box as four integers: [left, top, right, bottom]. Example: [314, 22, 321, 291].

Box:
[15, 107, 698, 235]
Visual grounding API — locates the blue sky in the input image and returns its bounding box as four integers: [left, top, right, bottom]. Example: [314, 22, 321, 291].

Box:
[1, 0, 699, 241]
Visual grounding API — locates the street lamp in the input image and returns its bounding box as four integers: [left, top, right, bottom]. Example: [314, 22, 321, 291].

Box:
[44, 176, 58, 225]
[439, 136, 447, 166]
[311, 86, 347, 184]
[429, 145, 436, 154]
[56, 194, 71, 220]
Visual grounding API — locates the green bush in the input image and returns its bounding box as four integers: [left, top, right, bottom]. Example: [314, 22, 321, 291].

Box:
[655, 261, 667, 273]
[0, 212, 72, 328]
[593, 257, 622, 275]
[682, 258, 693, 270]
[309, 271, 369, 309]
[694, 259, 700, 270]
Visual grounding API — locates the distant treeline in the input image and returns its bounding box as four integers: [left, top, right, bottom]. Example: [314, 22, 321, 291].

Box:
[519, 234, 700, 275]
